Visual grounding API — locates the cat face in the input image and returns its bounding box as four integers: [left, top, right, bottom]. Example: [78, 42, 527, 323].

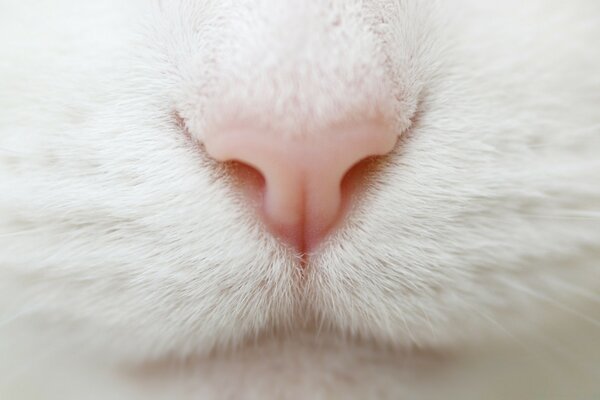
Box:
[0, 0, 599, 362]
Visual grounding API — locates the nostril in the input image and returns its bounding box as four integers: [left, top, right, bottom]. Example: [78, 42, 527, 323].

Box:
[223, 160, 266, 210]
[339, 155, 386, 222]
[222, 159, 306, 251]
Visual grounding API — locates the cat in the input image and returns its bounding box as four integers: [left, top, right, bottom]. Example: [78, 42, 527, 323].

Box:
[1, 0, 599, 399]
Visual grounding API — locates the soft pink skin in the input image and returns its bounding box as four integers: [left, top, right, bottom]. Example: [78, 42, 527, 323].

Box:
[204, 122, 398, 253]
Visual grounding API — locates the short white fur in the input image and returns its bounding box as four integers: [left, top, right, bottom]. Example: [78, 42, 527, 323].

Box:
[1, 0, 599, 399]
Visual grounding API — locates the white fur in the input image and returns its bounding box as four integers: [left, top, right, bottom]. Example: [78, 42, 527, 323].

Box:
[1, 0, 599, 398]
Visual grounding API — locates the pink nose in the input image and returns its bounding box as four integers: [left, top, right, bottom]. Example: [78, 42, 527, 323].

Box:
[203, 122, 397, 253]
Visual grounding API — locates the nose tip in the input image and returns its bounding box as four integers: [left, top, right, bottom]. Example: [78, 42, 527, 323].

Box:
[203, 122, 397, 253]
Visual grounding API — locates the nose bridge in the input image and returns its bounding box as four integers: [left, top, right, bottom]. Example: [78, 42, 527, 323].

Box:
[233, 0, 371, 60]
[203, 1, 393, 138]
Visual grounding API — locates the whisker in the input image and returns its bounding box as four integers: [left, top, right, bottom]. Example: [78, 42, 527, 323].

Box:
[0, 340, 70, 387]
[473, 308, 588, 374]
[522, 211, 600, 220]
[504, 282, 600, 329]
[0, 300, 51, 331]
[0, 309, 37, 330]
[416, 303, 438, 341]
[399, 312, 419, 346]
[0, 147, 26, 155]
[547, 279, 600, 304]
[530, 124, 600, 148]
[0, 228, 52, 238]
[0, 147, 43, 157]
